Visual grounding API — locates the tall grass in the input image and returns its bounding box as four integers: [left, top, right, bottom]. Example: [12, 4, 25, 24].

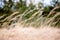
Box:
[0, 6, 60, 28]
[0, 6, 60, 40]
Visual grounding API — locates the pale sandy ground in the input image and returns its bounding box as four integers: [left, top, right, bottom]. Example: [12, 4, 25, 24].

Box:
[0, 27, 60, 40]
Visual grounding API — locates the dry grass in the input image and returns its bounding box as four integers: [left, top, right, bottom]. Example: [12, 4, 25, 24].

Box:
[0, 6, 60, 40]
[0, 6, 60, 28]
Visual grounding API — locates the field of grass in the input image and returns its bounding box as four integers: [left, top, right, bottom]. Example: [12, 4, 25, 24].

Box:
[0, 6, 60, 40]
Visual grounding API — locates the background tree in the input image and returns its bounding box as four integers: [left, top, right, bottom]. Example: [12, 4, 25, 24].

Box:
[51, 0, 60, 7]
